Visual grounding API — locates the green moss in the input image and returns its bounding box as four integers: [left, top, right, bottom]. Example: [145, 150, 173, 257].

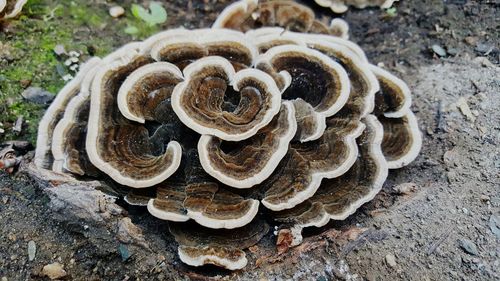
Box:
[0, 0, 134, 144]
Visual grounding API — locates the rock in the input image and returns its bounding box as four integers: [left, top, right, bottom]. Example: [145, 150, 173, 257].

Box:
[464, 36, 479, 46]
[385, 254, 397, 267]
[392, 182, 417, 195]
[21, 87, 55, 104]
[42, 262, 67, 280]
[12, 116, 23, 134]
[459, 239, 479, 256]
[20, 79, 31, 88]
[116, 218, 148, 248]
[480, 195, 490, 202]
[475, 43, 494, 54]
[489, 215, 500, 239]
[27, 240, 36, 261]
[447, 48, 459, 56]
[118, 244, 132, 262]
[473, 57, 495, 68]
[109, 6, 125, 18]
[53, 44, 66, 56]
[47, 184, 124, 223]
[456, 97, 475, 122]
[431, 45, 447, 57]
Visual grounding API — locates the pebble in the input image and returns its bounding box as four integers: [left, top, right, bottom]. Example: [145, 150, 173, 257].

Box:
[13, 116, 23, 133]
[392, 182, 417, 195]
[432, 44, 447, 57]
[473, 56, 495, 68]
[480, 195, 490, 202]
[109, 6, 125, 18]
[28, 240, 36, 261]
[459, 239, 479, 256]
[385, 253, 397, 267]
[118, 244, 131, 262]
[475, 43, 494, 54]
[53, 44, 66, 56]
[21, 87, 55, 104]
[42, 262, 67, 280]
[489, 215, 500, 239]
[117, 218, 145, 245]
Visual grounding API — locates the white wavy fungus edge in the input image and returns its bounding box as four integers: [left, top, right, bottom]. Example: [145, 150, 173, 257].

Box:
[0, 0, 27, 19]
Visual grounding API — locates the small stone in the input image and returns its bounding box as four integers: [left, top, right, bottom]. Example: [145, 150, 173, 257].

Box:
[480, 195, 490, 202]
[53, 44, 66, 56]
[28, 241, 36, 261]
[459, 239, 478, 256]
[42, 262, 67, 280]
[116, 218, 146, 246]
[1, 277, 7, 281]
[13, 116, 23, 134]
[464, 36, 478, 46]
[109, 6, 125, 18]
[447, 48, 459, 56]
[431, 45, 447, 57]
[20, 79, 32, 88]
[392, 182, 417, 195]
[385, 253, 397, 267]
[21, 87, 55, 105]
[118, 244, 131, 262]
[489, 215, 500, 239]
[456, 97, 475, 122]
[473, 57, 495, 68]
[475, 43, 493, 54]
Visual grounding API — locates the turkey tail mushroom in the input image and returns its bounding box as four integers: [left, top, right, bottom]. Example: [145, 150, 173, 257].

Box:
[35, 10, 421, 270]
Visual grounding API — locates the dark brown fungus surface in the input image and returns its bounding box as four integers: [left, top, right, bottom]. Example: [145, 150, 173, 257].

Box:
[273, 115, 387, 242]
[213, 0, 349, 37]
[371, 65, 422, 169]
[34, 4, 421, 270]
[198, 101, 296, 188]
[172, 56, 282, 141]
[170, 219, 269, 270]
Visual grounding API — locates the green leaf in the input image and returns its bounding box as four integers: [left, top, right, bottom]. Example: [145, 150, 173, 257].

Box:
[148, 2, 167, 24]
[386, 7, 397, 17]
[124, 25, 139, 35]
[130, 2, 167, 26]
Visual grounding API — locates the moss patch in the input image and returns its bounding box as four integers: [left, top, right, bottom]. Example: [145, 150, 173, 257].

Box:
[0, 0, 138, 144]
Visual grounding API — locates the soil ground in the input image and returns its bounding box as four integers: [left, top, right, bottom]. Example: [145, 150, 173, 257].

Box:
[0, 0, 499, 280]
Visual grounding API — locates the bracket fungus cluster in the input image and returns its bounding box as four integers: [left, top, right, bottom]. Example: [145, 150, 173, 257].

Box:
[0, 0, 27, 21]
[314, 0, 399, 13]
[35, 0, 421, 270]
